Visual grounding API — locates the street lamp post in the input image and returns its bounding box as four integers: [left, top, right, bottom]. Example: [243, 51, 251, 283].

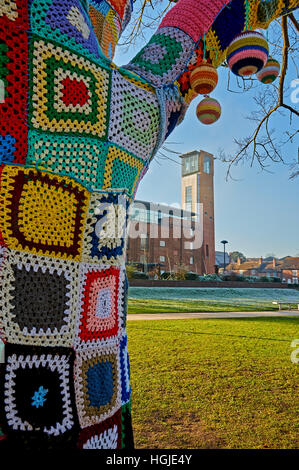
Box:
[221, 240, 228, 273]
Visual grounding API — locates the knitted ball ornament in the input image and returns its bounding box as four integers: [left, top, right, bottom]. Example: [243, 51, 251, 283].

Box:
[256, 56, 280, 83]
[190, 61, 218, 94]
[196, 97, 221, 125]
[227, 31, 269, 77]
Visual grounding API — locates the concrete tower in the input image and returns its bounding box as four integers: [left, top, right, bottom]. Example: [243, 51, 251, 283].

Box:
[180, 150, 215, 274]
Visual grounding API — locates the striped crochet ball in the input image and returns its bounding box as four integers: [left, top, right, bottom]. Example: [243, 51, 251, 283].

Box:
[256, 57, 280, 84]
[196, 97, 221, 125]
[190, 62, 218, 95]
[227, 31, 269, 77]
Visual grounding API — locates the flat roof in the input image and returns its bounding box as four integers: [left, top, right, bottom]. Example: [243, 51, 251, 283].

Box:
[134, 199, 196, 217]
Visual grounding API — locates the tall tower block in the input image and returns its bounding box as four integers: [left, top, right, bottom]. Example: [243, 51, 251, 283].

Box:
[180, 150, 215, 274]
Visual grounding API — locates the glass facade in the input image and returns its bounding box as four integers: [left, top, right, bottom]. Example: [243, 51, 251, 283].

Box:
[130, 203, 194, 223]
[182, 153, 199, 176]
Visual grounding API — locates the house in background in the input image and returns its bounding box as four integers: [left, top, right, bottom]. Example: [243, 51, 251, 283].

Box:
[225, 256, 299, 284]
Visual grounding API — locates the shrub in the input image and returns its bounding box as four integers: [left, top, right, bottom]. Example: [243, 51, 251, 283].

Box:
[126, 264, 135, 279]
[185, 271, 199, 280]
[259, 276, 270, 282]
[160, 272, 175, 280]
[221, 273, 245, 282]
[132, 271, 149, 279]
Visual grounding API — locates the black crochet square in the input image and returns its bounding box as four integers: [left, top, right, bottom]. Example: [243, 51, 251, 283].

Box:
[10, 263, 69, 332]
[0, 344, 78, 439]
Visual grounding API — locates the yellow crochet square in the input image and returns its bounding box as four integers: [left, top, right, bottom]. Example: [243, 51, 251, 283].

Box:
[18, 179, 78, 247]
[0, 166, 90, 261]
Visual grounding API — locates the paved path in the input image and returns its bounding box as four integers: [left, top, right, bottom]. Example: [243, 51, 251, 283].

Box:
[127, 311, 299, 321]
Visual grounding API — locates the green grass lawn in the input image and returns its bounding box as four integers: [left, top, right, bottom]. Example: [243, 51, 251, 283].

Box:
[127, 298, 297, 313]
[127, 317, 299, 449]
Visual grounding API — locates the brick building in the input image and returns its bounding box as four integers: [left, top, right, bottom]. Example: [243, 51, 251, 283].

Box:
[126, 150, 216, 275]
[226, 256, 299, 284]
[126, 200, 204, 273]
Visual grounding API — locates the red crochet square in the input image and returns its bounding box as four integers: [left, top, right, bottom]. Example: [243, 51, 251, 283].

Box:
[77, 266, 121, 345]
[0, 26, 28, 163]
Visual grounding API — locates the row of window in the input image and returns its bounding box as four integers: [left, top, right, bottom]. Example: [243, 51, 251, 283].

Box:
[130, 208, 193, 224]
[182, 154, 211, 176]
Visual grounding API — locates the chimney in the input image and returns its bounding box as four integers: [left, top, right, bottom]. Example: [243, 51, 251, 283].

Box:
[273, 257, 276, 268]
[259, 256, 263, 265]
[237, 257, 241, 265]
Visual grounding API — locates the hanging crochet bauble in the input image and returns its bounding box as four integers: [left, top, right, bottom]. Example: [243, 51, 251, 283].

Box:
[190, 61, 218, 95]
[256, 56, 280, 84]
[196, 97, 221, 125]
[226, 31, 269, 77]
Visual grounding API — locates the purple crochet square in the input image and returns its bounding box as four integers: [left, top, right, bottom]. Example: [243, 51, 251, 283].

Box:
[45, 0, 100, 57]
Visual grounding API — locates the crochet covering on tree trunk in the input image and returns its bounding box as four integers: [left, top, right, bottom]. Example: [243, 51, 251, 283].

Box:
[0, 0, 298, 450]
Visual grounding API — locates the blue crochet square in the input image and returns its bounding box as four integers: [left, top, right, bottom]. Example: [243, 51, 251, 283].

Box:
[86, 360, 114, 408]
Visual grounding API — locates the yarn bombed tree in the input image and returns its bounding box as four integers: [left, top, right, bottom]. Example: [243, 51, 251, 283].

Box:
[0, 0, 298, 449]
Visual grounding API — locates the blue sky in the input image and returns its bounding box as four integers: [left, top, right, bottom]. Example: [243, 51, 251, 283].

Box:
[114, 5, 299, 259]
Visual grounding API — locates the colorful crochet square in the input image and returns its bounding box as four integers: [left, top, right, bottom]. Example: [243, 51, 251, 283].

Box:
[120, 335, 131, 405]
[0, 247, 78, 347]
[77, 409, 121, 449]
[121, 401, 134, 449]
[75, 264, 125, 349]
[30, 0, 102, 61]
[0, 166, 89, 261]
[82, 192, 130, 265]
[108, 70, 160, 161]
[103, 145, 145, 195]
[27, 131, 107, 191]
[1, 344, 77, 437]
[29, 37, 110, 139]
[0, 26, 28, 163]
[74, 345, 121, 428]
[127, 27, 195, 87]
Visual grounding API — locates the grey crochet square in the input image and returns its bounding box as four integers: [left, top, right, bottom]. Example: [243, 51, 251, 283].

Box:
[11, 264, 70, 332]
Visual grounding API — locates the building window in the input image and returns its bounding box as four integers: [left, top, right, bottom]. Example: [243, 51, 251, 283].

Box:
[251, 269, 256, 275]
[185, 186, 192, 203]
[292, 270, 298, 277]
[140, 234, 148, 249]
[197, 174, 200, 204]
[190, 256, 194, 265]
[206, 244, 209, 258]
[160, 241, 166, 247]
[204, 155, 211, 174]
[185, 185, 192, 213]
[182, 153, 198, 176]
[160, 256, 165, 262]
